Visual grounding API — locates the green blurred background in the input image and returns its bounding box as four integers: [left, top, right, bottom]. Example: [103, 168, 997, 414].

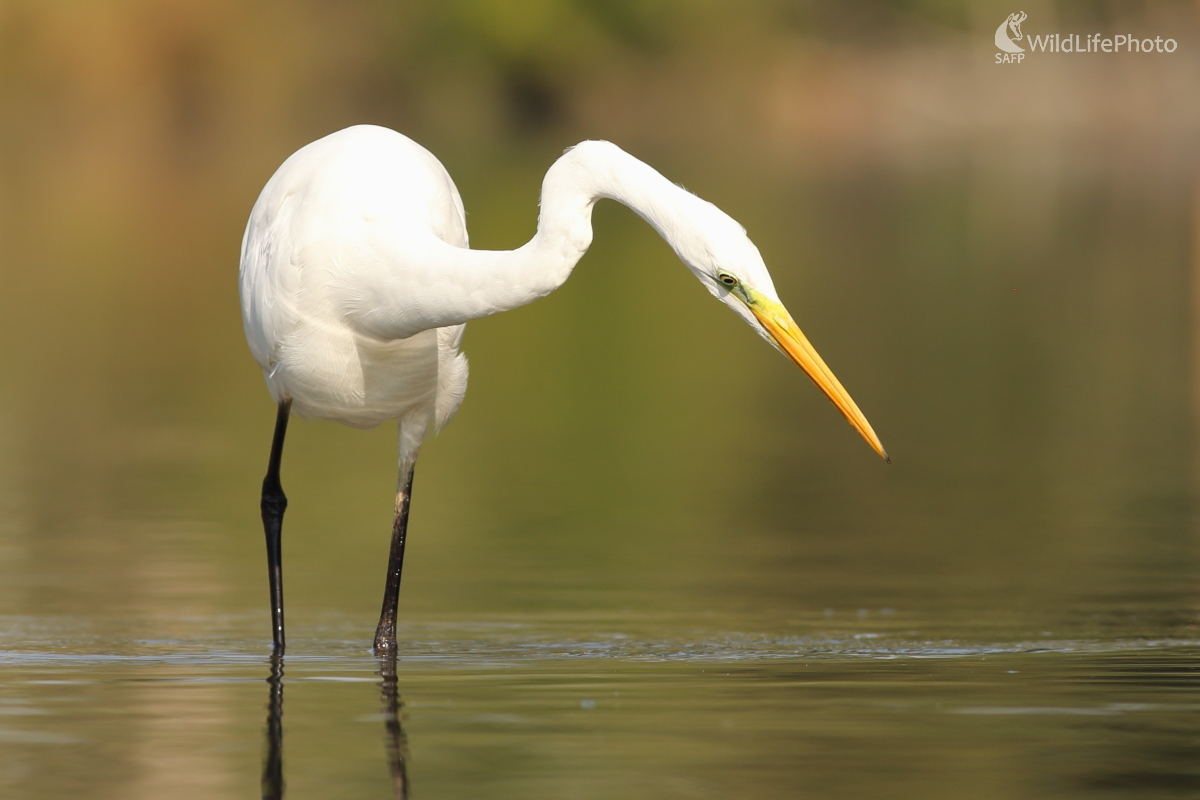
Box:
[0, 0, 1198, 647]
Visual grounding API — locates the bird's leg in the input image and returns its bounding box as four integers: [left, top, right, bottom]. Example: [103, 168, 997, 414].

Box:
[261, 400, 292, 652]
[373, 466, 415, 654]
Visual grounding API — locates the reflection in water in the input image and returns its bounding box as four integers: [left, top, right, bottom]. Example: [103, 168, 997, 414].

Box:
[379, 655, 411, 799]
[260, 654, 409, 799]
[261, 654, 284, 800]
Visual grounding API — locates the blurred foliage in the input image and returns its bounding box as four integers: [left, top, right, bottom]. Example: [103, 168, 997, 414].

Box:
[1, 0, 1192, 168]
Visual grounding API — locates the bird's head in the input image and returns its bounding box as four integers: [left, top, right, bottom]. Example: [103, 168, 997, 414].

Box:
[687, 218, 889, 463]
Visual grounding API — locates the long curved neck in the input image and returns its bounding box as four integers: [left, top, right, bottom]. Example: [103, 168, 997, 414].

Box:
[348, 141, 728, 340]
[523, 140, 719, 296]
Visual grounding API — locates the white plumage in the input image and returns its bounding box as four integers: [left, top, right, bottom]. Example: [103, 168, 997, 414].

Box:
[241, 126, 470, 434]
[239, 125, 887, 653]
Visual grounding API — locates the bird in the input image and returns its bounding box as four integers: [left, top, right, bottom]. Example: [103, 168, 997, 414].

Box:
[239, 124, 888, 654]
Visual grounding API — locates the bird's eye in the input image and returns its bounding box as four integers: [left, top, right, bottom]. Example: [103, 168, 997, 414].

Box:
[718, 273, 739, 287]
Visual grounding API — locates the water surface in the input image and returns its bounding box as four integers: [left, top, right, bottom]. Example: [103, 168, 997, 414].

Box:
[0, 613, 1198, 799]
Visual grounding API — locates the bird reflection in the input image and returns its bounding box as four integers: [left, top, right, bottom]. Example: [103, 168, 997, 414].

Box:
[260, 653, 410, 799]
[262, 653, 284, 800]
[378, 654, 411, 799]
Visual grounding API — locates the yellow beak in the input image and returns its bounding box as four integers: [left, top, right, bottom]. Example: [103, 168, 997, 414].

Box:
[746, 293, 889, 462]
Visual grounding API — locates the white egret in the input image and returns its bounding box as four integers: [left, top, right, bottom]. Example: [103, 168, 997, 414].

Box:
[240, 125, 888, 653]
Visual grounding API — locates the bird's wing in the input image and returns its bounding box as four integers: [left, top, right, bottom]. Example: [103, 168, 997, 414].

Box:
[434, 324, 469, 431]
[239, 178, 300, 376]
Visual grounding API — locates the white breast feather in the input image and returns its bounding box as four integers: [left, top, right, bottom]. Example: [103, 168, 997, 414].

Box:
[239, 125, 473, 431]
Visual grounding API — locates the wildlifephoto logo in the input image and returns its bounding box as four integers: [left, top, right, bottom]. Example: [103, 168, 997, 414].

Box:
[995, 11, 1178, 64]
[995, 11, 1027, 56]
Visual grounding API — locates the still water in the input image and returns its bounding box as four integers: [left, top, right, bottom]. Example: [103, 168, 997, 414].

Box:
[1, 130, 1199, 797]
[0, 618, 1197, 798]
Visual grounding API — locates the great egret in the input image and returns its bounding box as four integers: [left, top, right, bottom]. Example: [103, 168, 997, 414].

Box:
[240, 125, 888, 654]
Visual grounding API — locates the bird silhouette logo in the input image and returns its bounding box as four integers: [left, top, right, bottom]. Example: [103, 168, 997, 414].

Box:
[995, 11, 1027, 53]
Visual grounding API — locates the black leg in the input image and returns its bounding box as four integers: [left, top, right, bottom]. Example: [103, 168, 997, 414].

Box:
[378, 654, 410, 799]
[261, 652, 285, 800]
[373, 466, 415, 653]
[262, 400, 292, 652]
